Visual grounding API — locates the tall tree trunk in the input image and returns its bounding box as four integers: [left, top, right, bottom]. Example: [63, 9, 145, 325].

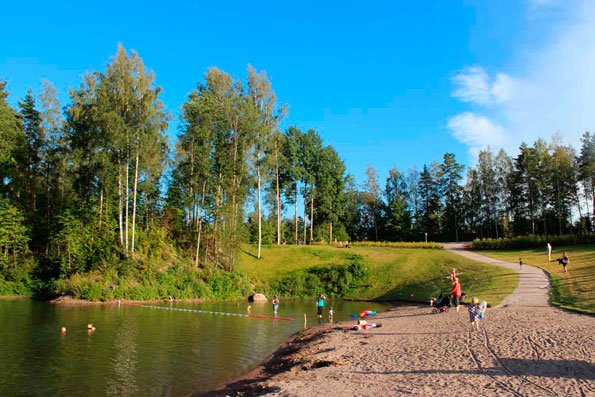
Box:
[528, 179, 536, 234]
[125, 159, 130, 254]
[294, 184, 298, 244]
[195, 180, 207, 268]
[454, 213, 459, 242]
[118, 167, 124, 248]
[576, 194, 584, 231]
[99, 187, 103, 226]
[131, 151, 139, 253]
[374, 220, 378, 241]
[257, 167, 262, 259]
[276, 162, 281, 245]
[303, 191, 307, 245]
[582, 182, 591, 230]
[591, 176, 595, 228]
[309, 193, 314, 243]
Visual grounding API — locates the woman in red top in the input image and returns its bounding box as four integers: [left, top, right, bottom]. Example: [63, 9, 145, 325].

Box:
[452, 277, 462, 312]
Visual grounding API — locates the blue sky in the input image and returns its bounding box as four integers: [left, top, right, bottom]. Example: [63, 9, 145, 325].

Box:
[1, 0, 592, 186]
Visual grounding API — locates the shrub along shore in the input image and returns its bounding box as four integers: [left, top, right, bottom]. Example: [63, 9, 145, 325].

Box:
[1, 244, 518, 307]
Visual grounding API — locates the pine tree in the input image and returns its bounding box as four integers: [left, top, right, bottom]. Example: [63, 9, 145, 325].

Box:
[439, 153, 464, 242]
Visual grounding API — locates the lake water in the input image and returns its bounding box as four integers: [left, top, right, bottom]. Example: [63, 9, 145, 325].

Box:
[0, 299, 391, 396]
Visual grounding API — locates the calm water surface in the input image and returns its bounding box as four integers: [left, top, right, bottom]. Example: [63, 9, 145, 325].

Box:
[0, 299, 391, 396]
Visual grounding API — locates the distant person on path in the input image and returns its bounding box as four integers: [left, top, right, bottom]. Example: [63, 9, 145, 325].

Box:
[272, 296, 279, 315]
[547, 243, 552, 261]
[557, 252, 569, 273]
[468, 297, 481, 331]
[316, 293, 327, 319]
[519, 257, 523, 269]
[451, 277, 462, 312]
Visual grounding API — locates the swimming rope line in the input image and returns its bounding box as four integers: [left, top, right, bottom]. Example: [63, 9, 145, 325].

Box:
[141, 305, 296, 321]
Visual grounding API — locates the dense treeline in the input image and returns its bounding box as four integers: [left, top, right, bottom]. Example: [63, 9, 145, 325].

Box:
[0, 45, 593, 299]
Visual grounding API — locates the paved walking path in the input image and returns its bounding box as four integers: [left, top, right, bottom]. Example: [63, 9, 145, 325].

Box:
[443, 242, 550, 307]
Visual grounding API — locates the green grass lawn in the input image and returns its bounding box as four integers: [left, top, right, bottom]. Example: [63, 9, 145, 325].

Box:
[238, 244, 518, 306]
[477, 245, 595, 314]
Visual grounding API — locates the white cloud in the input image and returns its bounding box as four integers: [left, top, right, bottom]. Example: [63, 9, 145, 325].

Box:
[449, 0, 595, 157]
[452, 67, 492, 105]
[452, 67, 514, 106]
[447, 112, 508, 156]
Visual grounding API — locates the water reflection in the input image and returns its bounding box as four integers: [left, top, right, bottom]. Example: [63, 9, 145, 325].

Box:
[0, 299, 392, 396]
[106, 317, 139, 396]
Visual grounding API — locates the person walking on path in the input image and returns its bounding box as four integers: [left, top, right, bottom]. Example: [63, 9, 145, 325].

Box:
[547, 243, 552, 261]
[519, 257, 523, 269]
[316, 293, 327, 319]
[451, 277, 462, 312]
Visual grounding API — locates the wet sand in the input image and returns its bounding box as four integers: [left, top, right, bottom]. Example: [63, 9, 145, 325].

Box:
[201, 247, 595, 397]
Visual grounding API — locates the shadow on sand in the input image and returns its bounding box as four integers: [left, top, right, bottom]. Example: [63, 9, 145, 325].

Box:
[354, 358, 595, 380]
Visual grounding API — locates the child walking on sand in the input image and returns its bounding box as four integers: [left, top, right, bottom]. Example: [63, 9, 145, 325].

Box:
[519, 257, 523, 269]
[468, 297, 481, 331]
[451, 277, 462, 312]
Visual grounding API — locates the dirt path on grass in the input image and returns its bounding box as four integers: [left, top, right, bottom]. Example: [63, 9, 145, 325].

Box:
[443, 242, 550, 308]
[201, 245, 594, 397]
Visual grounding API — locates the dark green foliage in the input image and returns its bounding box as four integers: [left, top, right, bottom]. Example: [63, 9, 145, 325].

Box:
[0, 275, 32, 296]
[472, 233, 595, 249]
[0, 199, 31, 280]
[47, 260, 255, 302]
[351, 241, 443, 249]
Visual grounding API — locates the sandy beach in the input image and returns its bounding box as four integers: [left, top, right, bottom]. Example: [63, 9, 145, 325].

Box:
[202, 247, 595, 397]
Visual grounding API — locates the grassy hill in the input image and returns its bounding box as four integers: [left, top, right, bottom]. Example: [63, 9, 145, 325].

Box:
[477, 245, 595, 313]
[238, 245, 518, 306]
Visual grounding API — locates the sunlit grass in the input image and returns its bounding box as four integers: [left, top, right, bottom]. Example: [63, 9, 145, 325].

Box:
[478, 245, 595, 314]
[238, 245, 517, 306]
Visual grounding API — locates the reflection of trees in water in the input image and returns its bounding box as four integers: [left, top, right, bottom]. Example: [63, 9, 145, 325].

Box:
[106, 319, 138, 396]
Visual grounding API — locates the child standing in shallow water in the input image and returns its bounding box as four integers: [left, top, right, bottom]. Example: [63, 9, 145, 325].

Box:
[272, 296, 279, 314]
[468, 297, 481, 331]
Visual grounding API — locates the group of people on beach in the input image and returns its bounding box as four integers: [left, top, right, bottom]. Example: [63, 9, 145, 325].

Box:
[271, 242, 570, 332]
[446, 268, 485, 330]
[271, 293, 334, 321]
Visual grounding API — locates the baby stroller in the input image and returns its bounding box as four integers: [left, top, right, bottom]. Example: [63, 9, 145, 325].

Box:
[431, 292, 450, 313]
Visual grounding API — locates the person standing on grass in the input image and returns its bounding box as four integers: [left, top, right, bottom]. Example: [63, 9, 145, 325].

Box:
[316, 293, 327, 319]
[451, 277, 462, 312]
[547, 243, 552, 261]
